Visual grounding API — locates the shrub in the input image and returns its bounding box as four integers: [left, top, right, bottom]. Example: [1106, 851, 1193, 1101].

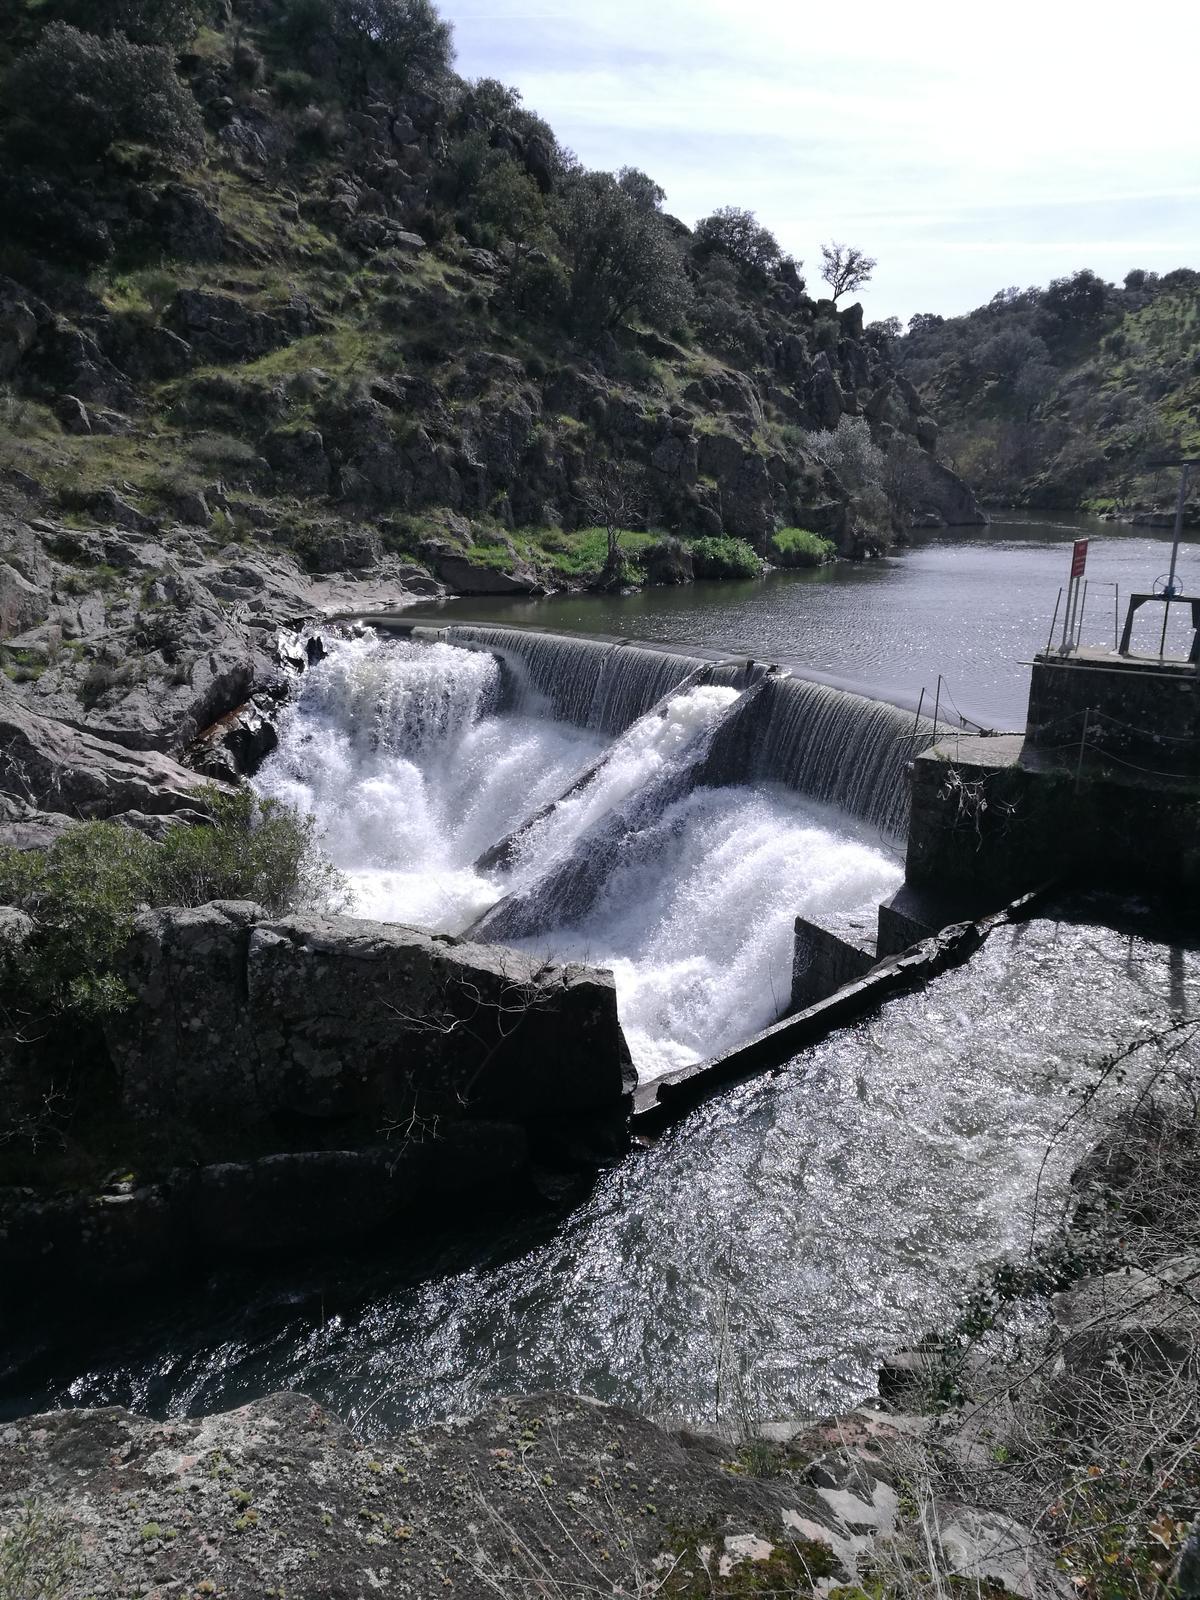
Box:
[3, 23, 205, 169]
[687, 535, 762, 580]
[557, 169, 692, 337]
[277, 0, 454, 90]
[0, 789, 344, 1024]
[769, 528, 835, 567]
[693, 206, 782, 276]
[48, 0, 209, 48]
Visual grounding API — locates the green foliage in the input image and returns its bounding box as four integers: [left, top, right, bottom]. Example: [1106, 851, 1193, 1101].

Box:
[693, 206, 782, 277]
[0, 790, 344, 1025]
[2, 22, 204, 168]
[557, 169, 692, 337]
[0, 1503, 79, 1600]
[277, 0, 454, 89]
[47, 0, 209, 47]
[770, 527, 835, 567]
[470, 151, 546, 252]
[688, 535, 762, 580]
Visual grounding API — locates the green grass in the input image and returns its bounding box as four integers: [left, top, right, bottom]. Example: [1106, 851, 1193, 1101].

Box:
[770, 527, 835, 567]
[688, 534, 762, 579]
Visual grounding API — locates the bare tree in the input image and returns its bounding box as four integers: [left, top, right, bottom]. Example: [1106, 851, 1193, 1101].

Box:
[574, 462, 647, 583]
[820, 241, 877, 303]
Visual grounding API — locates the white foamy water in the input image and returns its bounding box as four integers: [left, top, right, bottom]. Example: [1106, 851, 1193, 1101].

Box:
[256, 633, 603, 932]
[512, 785, 902, 1078]
[256, 632, 902, 1075]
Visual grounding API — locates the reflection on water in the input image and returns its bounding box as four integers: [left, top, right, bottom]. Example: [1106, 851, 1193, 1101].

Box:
[6, 905, 1195, 1433]
[405, 514, 1198, 730]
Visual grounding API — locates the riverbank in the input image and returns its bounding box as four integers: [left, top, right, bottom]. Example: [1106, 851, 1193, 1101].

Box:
[5, 1038, 1196, 1598]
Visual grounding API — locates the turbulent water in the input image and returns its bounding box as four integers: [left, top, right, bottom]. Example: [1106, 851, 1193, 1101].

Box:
[11, 906, 1193, 1431]
[255, 631, 903, 1078]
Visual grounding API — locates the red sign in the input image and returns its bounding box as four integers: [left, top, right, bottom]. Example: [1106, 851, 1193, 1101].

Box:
[1071, 539, 1088, 579]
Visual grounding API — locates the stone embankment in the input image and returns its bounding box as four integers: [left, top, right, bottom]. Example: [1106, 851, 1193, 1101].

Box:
[1, 905, 631, 1294]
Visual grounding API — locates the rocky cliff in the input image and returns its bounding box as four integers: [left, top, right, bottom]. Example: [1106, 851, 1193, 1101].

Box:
[0, 0, 981, 621]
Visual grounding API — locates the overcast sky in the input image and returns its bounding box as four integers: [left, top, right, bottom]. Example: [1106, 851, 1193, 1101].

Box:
[438, 0, 1200, 325]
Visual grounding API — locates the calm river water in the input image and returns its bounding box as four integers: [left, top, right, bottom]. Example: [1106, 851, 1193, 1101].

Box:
[406, 512, 1198, 731]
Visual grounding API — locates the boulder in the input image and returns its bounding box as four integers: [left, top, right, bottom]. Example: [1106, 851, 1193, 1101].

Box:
[0, 562, 50, 638]
[0, 286, 38, 380]
[431, 551, 546, 595]
[153, 182, 229, 261]
[166, 289, 322, 364]
[260, 424, 330, 495]
[0, 701, 211, 818]
[104, 903, 634, 1130]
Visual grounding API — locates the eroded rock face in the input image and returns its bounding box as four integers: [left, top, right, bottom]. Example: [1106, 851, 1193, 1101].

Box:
[0, 701, 213, 819]
[0, 1393, 849, 1599]
[104, 903, 635, 1130]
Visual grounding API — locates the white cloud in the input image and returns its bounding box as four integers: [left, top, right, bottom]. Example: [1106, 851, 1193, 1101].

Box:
[439, 0, 1200, 321]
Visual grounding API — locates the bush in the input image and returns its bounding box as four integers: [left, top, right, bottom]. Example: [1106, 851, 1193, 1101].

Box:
[769, 528, 835, 567]
[48, 0, 209, 48]
[0, 789, 344, 1024]
[557, 169, 691, 337]
[277, 0, 454, 90]
[3, 23, 204, 169]
[687, 535, 762, 580]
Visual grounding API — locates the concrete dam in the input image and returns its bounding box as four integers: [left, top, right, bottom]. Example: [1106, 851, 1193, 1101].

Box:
[256, 621, 943, 1078]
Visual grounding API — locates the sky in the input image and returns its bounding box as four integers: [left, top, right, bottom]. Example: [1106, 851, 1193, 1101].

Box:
[436, 0, 1200, 325]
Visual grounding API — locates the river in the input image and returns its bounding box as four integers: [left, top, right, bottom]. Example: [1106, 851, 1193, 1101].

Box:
[2, 511, 1197, 1432]
[403, 512, 1198, 730]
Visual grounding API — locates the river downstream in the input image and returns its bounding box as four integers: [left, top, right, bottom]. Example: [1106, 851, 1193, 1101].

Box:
[2, 512, 1197, 1434]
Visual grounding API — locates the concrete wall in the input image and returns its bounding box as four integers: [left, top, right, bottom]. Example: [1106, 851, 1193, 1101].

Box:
[1026, 652, 1200, 776]
[906, 736, 1200, 905]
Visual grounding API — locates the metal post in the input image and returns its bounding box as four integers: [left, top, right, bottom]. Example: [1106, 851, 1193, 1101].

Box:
[1046, 587, 1062, 652]
[909, 686, 925, 756]
[1159, 597, 1171, 658]
[1167, 463, 1189, 597]
[1060, 575, 1075, 652]
[1077, 579, 1089, 647]
[1114, 584, 1119, 650]
[932, 675, 942, 731]
[1075, 706, 1090, 791]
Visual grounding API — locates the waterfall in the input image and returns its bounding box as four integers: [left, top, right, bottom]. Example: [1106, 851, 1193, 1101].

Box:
[443, 625, 715, 735]
[731, 675, 932, 837]
[255, 628, 906, 1077]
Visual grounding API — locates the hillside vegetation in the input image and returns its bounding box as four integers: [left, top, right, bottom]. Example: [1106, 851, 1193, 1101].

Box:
[893, 268, 1200, 516]
[0, 0, 979, 605]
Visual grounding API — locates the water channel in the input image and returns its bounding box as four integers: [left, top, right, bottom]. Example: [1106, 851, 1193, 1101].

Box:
[3, 511, 1197, 1431]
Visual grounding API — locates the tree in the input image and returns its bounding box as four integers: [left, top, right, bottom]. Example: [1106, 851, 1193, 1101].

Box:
[820, 241, 876, 302]
[1041, 268, 1109, 330]
[558, 170, 691, 337]
[694, 206, 781, 275]
[280, 0, 454, 89]
[2, 22, 204, 168]
[574, 462, 647, 581]
[616, 166, 666, 213]
[472, 151, 547, 254]
[806, 416, 887, 529]
[49, 0, 208, 47]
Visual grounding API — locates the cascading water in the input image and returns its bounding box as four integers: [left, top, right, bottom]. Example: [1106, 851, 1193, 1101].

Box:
[256, 633, 605, 933]
[443, 624, 718, 733]
[255, 628, 905, 1077]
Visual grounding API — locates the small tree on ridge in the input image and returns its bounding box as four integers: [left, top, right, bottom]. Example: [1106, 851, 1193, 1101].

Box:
[820, 241, 876, 302]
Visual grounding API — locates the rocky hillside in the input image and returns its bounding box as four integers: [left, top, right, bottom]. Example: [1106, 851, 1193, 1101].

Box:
[894, 267, 1200, 516]
[0, 0, 980, 624]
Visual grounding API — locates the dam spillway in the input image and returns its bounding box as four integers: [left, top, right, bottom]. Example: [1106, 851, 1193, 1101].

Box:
[257, 623, 939, 1076]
